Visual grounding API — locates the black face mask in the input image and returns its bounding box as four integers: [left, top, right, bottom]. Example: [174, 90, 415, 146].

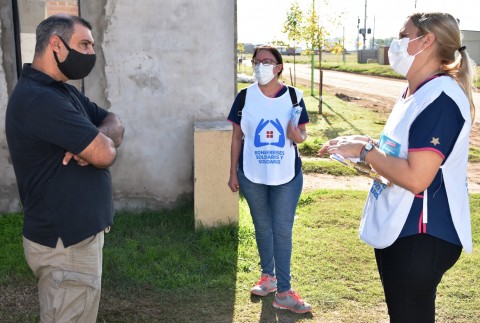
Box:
[53, 36, 96, 80]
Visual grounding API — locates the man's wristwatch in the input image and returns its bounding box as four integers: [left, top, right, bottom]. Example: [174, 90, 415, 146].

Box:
[360, 142, 374, 162]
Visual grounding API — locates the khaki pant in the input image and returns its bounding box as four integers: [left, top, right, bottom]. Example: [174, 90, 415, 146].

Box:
[23, 232, 104, 323]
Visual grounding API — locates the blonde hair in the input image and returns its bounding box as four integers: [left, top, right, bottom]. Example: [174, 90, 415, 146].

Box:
[410, 12, 476, 123]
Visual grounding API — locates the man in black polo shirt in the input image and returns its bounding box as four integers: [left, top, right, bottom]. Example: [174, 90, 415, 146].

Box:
[5, 14, 124, 322]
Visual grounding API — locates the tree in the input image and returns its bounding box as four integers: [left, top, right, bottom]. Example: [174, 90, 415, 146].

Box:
[370, 37, 395, 48]
[282, 1, 303, 86]
[271, 39, 289, 47]
[303, 3, 322, 54]
[302, 0, 344, 113]
[303, 2, 322, 96]
[237, 42, 245, 54]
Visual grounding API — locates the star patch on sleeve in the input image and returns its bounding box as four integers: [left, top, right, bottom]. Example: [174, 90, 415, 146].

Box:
[430, 137, 440, 146]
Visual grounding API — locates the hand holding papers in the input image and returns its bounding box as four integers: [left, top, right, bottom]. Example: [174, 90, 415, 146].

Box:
[330, 153, 391, 186]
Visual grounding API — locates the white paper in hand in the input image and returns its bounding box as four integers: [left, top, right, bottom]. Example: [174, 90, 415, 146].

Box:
[330, 153, 391, 186]
[330, 153, 360, 164]
[290, 106, 302, 127]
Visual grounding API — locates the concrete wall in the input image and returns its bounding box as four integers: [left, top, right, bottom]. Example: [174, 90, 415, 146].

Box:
[357, 49, 377, 63]
[0, 0, 237, 212]
[0, 2, 21, 212]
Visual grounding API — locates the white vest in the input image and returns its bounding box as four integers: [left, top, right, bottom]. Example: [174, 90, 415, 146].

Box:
[241, 83, 302, 185]
[359, 76, 472, 252]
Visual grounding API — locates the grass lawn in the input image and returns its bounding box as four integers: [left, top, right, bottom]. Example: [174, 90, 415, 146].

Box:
[1, 192, 479, 322]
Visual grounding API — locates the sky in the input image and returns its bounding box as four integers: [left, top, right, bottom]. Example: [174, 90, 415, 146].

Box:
[237, 0, 480, 50]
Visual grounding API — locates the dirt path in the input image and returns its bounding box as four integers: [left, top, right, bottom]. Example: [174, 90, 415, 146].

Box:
[295, 74, 480, 193]
[303, 161, 480, 193]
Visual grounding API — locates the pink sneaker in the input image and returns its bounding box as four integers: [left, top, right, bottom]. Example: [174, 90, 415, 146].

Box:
[250, 274, 277, 296]
[273, 289, 312, 313]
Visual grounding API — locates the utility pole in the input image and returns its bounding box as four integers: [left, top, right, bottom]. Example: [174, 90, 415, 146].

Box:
[317, 0, 323, 114]
[372, 15, 375, 49]
[363, 0, 367, 50]
[356, 16, 360, 52]
[310, 0, 315, 96]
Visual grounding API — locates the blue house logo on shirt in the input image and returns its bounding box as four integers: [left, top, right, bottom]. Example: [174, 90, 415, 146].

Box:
[254, 118, 285, 148]
[253, 118, 286, 165]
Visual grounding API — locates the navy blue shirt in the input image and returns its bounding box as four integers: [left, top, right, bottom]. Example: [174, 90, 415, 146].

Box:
[6, 64, 113, 248]
[227, 85, 309, 175]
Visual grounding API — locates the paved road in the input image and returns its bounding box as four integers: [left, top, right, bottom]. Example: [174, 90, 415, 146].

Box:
[284, 63, 480, 122]
[284, 63, 405, 100]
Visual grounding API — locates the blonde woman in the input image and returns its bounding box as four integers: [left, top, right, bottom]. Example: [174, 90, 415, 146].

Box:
[320, 12, 476, 322]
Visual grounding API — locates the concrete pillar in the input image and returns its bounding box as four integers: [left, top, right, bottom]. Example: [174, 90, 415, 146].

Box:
[194, 120, 238, 228]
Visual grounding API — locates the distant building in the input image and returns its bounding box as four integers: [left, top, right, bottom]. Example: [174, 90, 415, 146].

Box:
[276, 46, 302, 56]
[462, 30, 480, 64]
[243, 43, 255, 54]
[240, 43, 303, 55]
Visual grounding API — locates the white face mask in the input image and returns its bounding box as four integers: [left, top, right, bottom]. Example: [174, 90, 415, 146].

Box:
[254, 63, 276, 85]
[388, 36, 424, 76]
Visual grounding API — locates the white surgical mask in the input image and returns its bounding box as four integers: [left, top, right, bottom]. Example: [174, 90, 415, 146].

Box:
[254, 63, 276, 85]
[388, 36, 424, 76]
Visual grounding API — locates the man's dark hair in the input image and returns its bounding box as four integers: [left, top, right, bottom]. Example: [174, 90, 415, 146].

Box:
[35, 14, 92, 56]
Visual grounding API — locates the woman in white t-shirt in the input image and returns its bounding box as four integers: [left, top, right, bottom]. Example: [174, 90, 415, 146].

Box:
[227, 45, 311, 314]
[319, 13, 476, 322]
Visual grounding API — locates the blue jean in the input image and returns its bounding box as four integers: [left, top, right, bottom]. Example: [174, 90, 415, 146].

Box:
[238, 168, 303, 292]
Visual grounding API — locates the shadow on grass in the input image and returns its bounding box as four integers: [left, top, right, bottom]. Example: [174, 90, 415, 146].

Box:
[251, 294, 314, 323]
[320, 100, 363, 139]
[0, 281, 38, 322]
[97, 201, 240, 321]
[0, 202, 241, 322]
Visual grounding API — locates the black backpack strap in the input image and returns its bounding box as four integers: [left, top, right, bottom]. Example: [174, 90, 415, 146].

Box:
[287, 86, 299, 107]
[237, 88, 247, 117]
